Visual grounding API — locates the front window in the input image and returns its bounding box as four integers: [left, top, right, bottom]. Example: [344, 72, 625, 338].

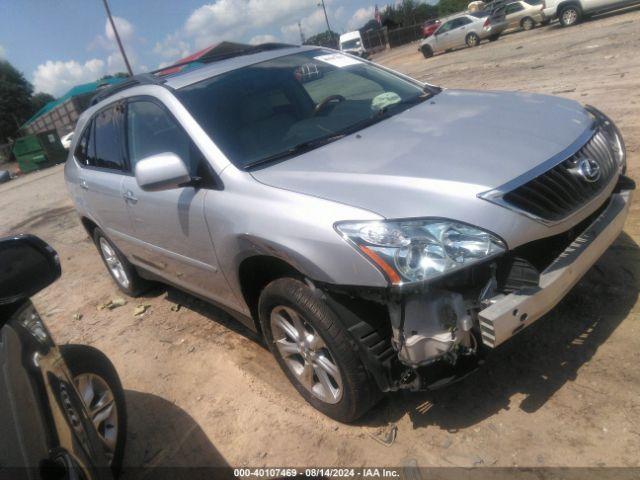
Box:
[176, 49, 432, 169]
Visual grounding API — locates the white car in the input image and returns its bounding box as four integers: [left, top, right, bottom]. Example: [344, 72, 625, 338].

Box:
[60, 131, 74, 150]
[543, 0, 640, 25]
[419, 13, 507, 58]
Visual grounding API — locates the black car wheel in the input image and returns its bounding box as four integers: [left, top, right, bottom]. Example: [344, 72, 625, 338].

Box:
[421, 45, 433, 58]
[93, 227, 150, 296]
[259, 278, 380, 422]
[559, 5, 581, 26]
[489, 33, 500, 42]
[466, 33, 480, 47]
[61, 345, 127, 476]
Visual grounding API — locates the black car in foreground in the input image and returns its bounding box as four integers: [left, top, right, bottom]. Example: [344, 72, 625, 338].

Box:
[0, 235, 126, 480]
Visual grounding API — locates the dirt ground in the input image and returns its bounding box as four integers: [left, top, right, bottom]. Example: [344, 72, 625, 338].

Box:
[2, 8, 640, 474]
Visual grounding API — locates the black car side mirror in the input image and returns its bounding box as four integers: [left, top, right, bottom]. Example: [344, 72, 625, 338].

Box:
[0, 235, 61, 306]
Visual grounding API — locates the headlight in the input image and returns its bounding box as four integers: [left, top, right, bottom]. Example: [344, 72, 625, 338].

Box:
[17, 303, 52, 345]
[336, 219, 506, 285]
[586, 105, 626, 172]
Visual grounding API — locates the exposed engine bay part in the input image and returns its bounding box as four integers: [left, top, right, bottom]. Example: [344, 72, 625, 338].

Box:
[397, 290, 476, 367]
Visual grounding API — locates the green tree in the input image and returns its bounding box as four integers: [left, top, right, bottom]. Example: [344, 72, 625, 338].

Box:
[303, 30, 339, 48]
[382, 0, 438, 28]
[30, 92, 55, 115]
[437, 0, 470, 17]
[0, 60, 34, 143]
[98, 72, 129, 81]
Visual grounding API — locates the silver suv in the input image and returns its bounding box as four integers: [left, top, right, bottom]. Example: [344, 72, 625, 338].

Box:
[65, 44, 633, 422]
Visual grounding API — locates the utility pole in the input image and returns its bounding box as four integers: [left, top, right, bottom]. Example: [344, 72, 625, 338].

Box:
[317, 0, 334, 45]
[298, 21, 305, 44]
[101, 0, 134, 76]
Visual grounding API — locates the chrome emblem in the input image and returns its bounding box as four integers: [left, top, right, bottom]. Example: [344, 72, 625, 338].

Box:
[577, 158, 601, 182]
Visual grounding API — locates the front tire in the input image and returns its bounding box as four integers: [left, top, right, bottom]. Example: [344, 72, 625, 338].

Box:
[61, 345, 127, 476]
[466, 32, 480, 47]
[559, 5, 581, 26]
[259, 278, 379, 422]
[93, 227, 150, 296]
[420, 45, 433, 58]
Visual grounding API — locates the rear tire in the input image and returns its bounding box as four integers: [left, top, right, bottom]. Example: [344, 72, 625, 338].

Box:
[558, 5, 581, 26]
[61, 345, 126, 477]
[421, 45, 433, 58]
[466, 32, 480, 47]
[521, 17, 535, 30]
[489, 33, 500, 42]
[259, 278, 380, 422]
[93, 227, 150, 297]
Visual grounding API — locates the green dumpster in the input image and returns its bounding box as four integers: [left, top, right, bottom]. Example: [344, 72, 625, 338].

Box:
[12, 130, 67, 173]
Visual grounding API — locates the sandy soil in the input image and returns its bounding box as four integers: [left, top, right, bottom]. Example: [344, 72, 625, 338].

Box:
[1, 8, 640, 475]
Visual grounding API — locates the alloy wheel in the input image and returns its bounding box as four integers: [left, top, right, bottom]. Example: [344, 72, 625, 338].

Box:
[74, 373, 119, 464]
[562, 8, 577, 25]
[270, 305, 343, 404]
[99, 238, 130, 289]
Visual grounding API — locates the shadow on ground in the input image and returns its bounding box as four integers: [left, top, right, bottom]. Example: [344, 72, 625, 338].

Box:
[360, 232, 640, 430]
[121, 390, 234, 480]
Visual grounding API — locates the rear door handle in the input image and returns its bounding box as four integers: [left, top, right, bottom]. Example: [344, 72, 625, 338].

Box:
[79, 179, 89, 190]
[123, 191, 138, 204]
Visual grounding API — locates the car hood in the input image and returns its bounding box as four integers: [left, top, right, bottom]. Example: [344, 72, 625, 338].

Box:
[251, 89, 593, 219]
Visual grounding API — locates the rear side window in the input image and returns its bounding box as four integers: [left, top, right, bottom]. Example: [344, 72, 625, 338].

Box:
[506, 2, 525, 13]
[126, 100, 205, 178]
[93, 105, 126, 171]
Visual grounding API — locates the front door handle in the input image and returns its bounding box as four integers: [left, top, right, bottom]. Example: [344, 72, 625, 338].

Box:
[123, 191, 138, 204]
[79, 179, 89, 190]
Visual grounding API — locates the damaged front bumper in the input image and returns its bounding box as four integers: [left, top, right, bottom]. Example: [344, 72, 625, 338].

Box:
[318, 187, 633, 392]
[479, 188, 633, 348]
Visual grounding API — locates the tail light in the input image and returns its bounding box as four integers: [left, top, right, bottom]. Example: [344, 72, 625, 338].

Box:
[484, 17, 491, 27]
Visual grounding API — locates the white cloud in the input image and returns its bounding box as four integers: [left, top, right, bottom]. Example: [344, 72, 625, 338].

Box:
[105, 16, 134, 43]
[347, 6, 374, 30]
[249, 34, 278, 45]
[184, 0, 315, 49]
[154, 32, 192, 60]
[33, 59, 106, 96]
[156, 0, 326, 57]
[281, 9, 327, 43]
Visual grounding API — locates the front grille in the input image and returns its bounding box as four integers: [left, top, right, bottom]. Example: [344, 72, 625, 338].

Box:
[502, 128, 619, 222]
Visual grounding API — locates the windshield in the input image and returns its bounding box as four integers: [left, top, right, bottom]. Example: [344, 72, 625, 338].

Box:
[176, 49, 429, 169]
[340, 39, 362, 50]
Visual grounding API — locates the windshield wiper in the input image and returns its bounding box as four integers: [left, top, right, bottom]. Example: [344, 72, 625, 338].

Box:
[375, 91, 433, 116]
[244, 133, 346, 170]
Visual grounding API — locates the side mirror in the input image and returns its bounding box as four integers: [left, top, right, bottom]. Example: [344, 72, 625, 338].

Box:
[0, 235, 61, 306]
[134, 153, 191, 192]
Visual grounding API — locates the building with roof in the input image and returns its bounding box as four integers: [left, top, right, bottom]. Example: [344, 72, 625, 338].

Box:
[20, 77, 126, 138]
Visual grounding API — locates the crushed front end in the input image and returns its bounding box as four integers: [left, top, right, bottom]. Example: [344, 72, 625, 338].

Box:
[321, 106, 634, 392]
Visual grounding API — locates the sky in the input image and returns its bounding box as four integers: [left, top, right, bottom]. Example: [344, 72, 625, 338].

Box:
[0, 0, 421, 97]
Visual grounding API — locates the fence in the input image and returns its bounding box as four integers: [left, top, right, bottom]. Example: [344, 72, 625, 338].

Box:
[361, 22, 428, 52]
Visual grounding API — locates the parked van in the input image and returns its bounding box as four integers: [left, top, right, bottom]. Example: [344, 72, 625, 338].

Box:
[339, 31, 368, 57]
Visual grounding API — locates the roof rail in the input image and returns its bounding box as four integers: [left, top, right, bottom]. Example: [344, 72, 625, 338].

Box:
[89, 42, 298, 106]
[89, 73, 169, 106]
